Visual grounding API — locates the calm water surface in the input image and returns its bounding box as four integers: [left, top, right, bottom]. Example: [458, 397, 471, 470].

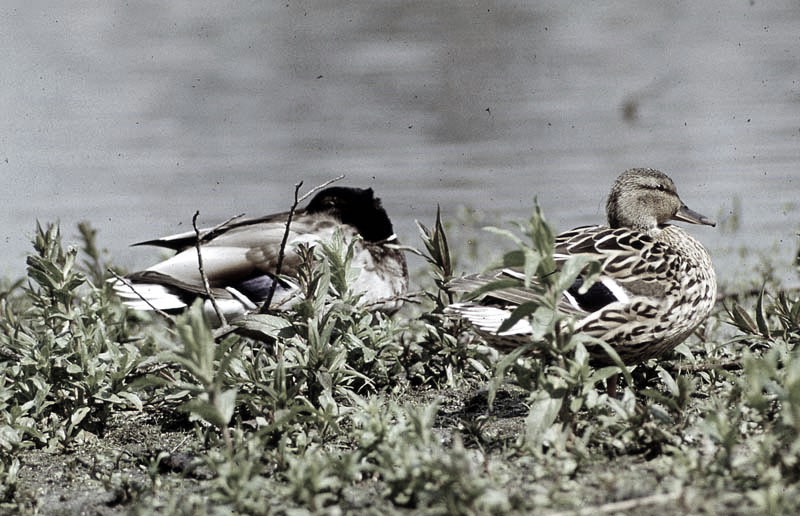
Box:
[2, 1, 799, 288]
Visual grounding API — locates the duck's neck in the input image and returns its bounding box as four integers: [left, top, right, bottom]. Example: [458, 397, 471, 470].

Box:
[611, 218, 662, 238]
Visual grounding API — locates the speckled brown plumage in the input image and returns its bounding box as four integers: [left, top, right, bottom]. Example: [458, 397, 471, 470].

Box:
[448, 168, 717, 365]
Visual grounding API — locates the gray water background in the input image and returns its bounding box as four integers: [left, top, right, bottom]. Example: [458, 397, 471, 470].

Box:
[2, 1, 799, 289]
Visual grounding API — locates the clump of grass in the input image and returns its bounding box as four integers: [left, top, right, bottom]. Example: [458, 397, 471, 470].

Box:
[691, 287, 800, 511]
[0, 223, 142, 452]
[349, 397, 511, 514]
[144, 201, 800, 514]
[405, 208, 495, 387]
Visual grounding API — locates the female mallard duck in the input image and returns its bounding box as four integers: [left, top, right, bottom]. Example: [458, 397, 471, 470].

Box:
[114, 186, 408, 322]
[447, 168, 717, 366]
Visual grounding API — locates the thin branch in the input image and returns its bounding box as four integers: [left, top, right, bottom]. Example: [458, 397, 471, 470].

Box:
[295, 174, 345, 204]
[196, 213, 246, 244]
[108, 268, 174, 322]
[169, 435, 193, 455]
[261, 182, 303, 313]
[360, 291, 426, 310]
[666, 360, 742, 373]
[193, 211, 227, 327]
[259, 175, 346, 314]
[544, 490, 683, 516]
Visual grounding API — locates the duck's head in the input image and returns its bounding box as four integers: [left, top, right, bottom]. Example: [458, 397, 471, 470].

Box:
[306, 186, 396, 242]
[606, 168, 716, 234]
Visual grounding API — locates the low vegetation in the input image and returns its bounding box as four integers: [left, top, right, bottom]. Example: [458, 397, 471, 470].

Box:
[0, 204, 799, 515]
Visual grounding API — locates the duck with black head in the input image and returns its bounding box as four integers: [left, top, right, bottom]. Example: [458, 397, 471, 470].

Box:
[113, 186, 409, 324]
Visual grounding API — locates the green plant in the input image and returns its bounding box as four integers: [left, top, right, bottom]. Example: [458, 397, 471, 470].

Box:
[0, 223, 142, 450]
[229, 231, 406, 434]
[350, 397, 511, 514]
[409, 208, 494, 387]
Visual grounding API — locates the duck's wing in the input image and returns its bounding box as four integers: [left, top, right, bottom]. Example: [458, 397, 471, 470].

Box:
[133, 210, 350, 284]
[447, 225, 670, 324]
[131, 209, 298, 251]
[450, 268, 569, 313]
[116, 211, 354, 313]
[555, 225, 671, 301]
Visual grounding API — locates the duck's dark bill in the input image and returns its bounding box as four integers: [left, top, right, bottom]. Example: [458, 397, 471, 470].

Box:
[673, 205, 716, 227]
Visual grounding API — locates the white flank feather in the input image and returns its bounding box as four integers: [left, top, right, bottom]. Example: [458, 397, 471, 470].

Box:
[446, 302, 533, 336]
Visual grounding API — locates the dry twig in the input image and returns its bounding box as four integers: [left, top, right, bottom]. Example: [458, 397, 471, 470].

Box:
[544, 490, 683, 516]
[195, 213, 245, 243]
[108, 268, 174, 323]
[192, 211, 227, 326]
[260, 175, 345, 313]
[667, 360, 742, 373]
[360, 291, 426, 310]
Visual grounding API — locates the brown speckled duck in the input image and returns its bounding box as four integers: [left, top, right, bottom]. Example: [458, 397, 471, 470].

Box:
[447, 168, 717, 366]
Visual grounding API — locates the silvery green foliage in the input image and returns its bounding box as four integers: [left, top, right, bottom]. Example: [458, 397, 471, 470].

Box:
[0, 223, 142, 453]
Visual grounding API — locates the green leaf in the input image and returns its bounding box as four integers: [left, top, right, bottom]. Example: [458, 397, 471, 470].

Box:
[589, 338, 633, 387]
[416, 206, 453, 278]
[462, 278, 528, 301]
[500, 249, 526, 268]
[70, 407, 91, 427]
[525, 394, 562, 449]
[115, 392, 143, 411]
[214, 388, 238, 427]
[557, 257, 602, 295]
[726, 301, 758, 335]
[755, 286, 771, 339]
[483, 226, 525, 248]
[656, 366, 680, 397]
[234, 313, 294, 340]
[497, 301, 537, 334]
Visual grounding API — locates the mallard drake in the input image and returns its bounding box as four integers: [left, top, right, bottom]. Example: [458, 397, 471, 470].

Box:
[447, 168, 717, 366]
[113, 186, 408, 323]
